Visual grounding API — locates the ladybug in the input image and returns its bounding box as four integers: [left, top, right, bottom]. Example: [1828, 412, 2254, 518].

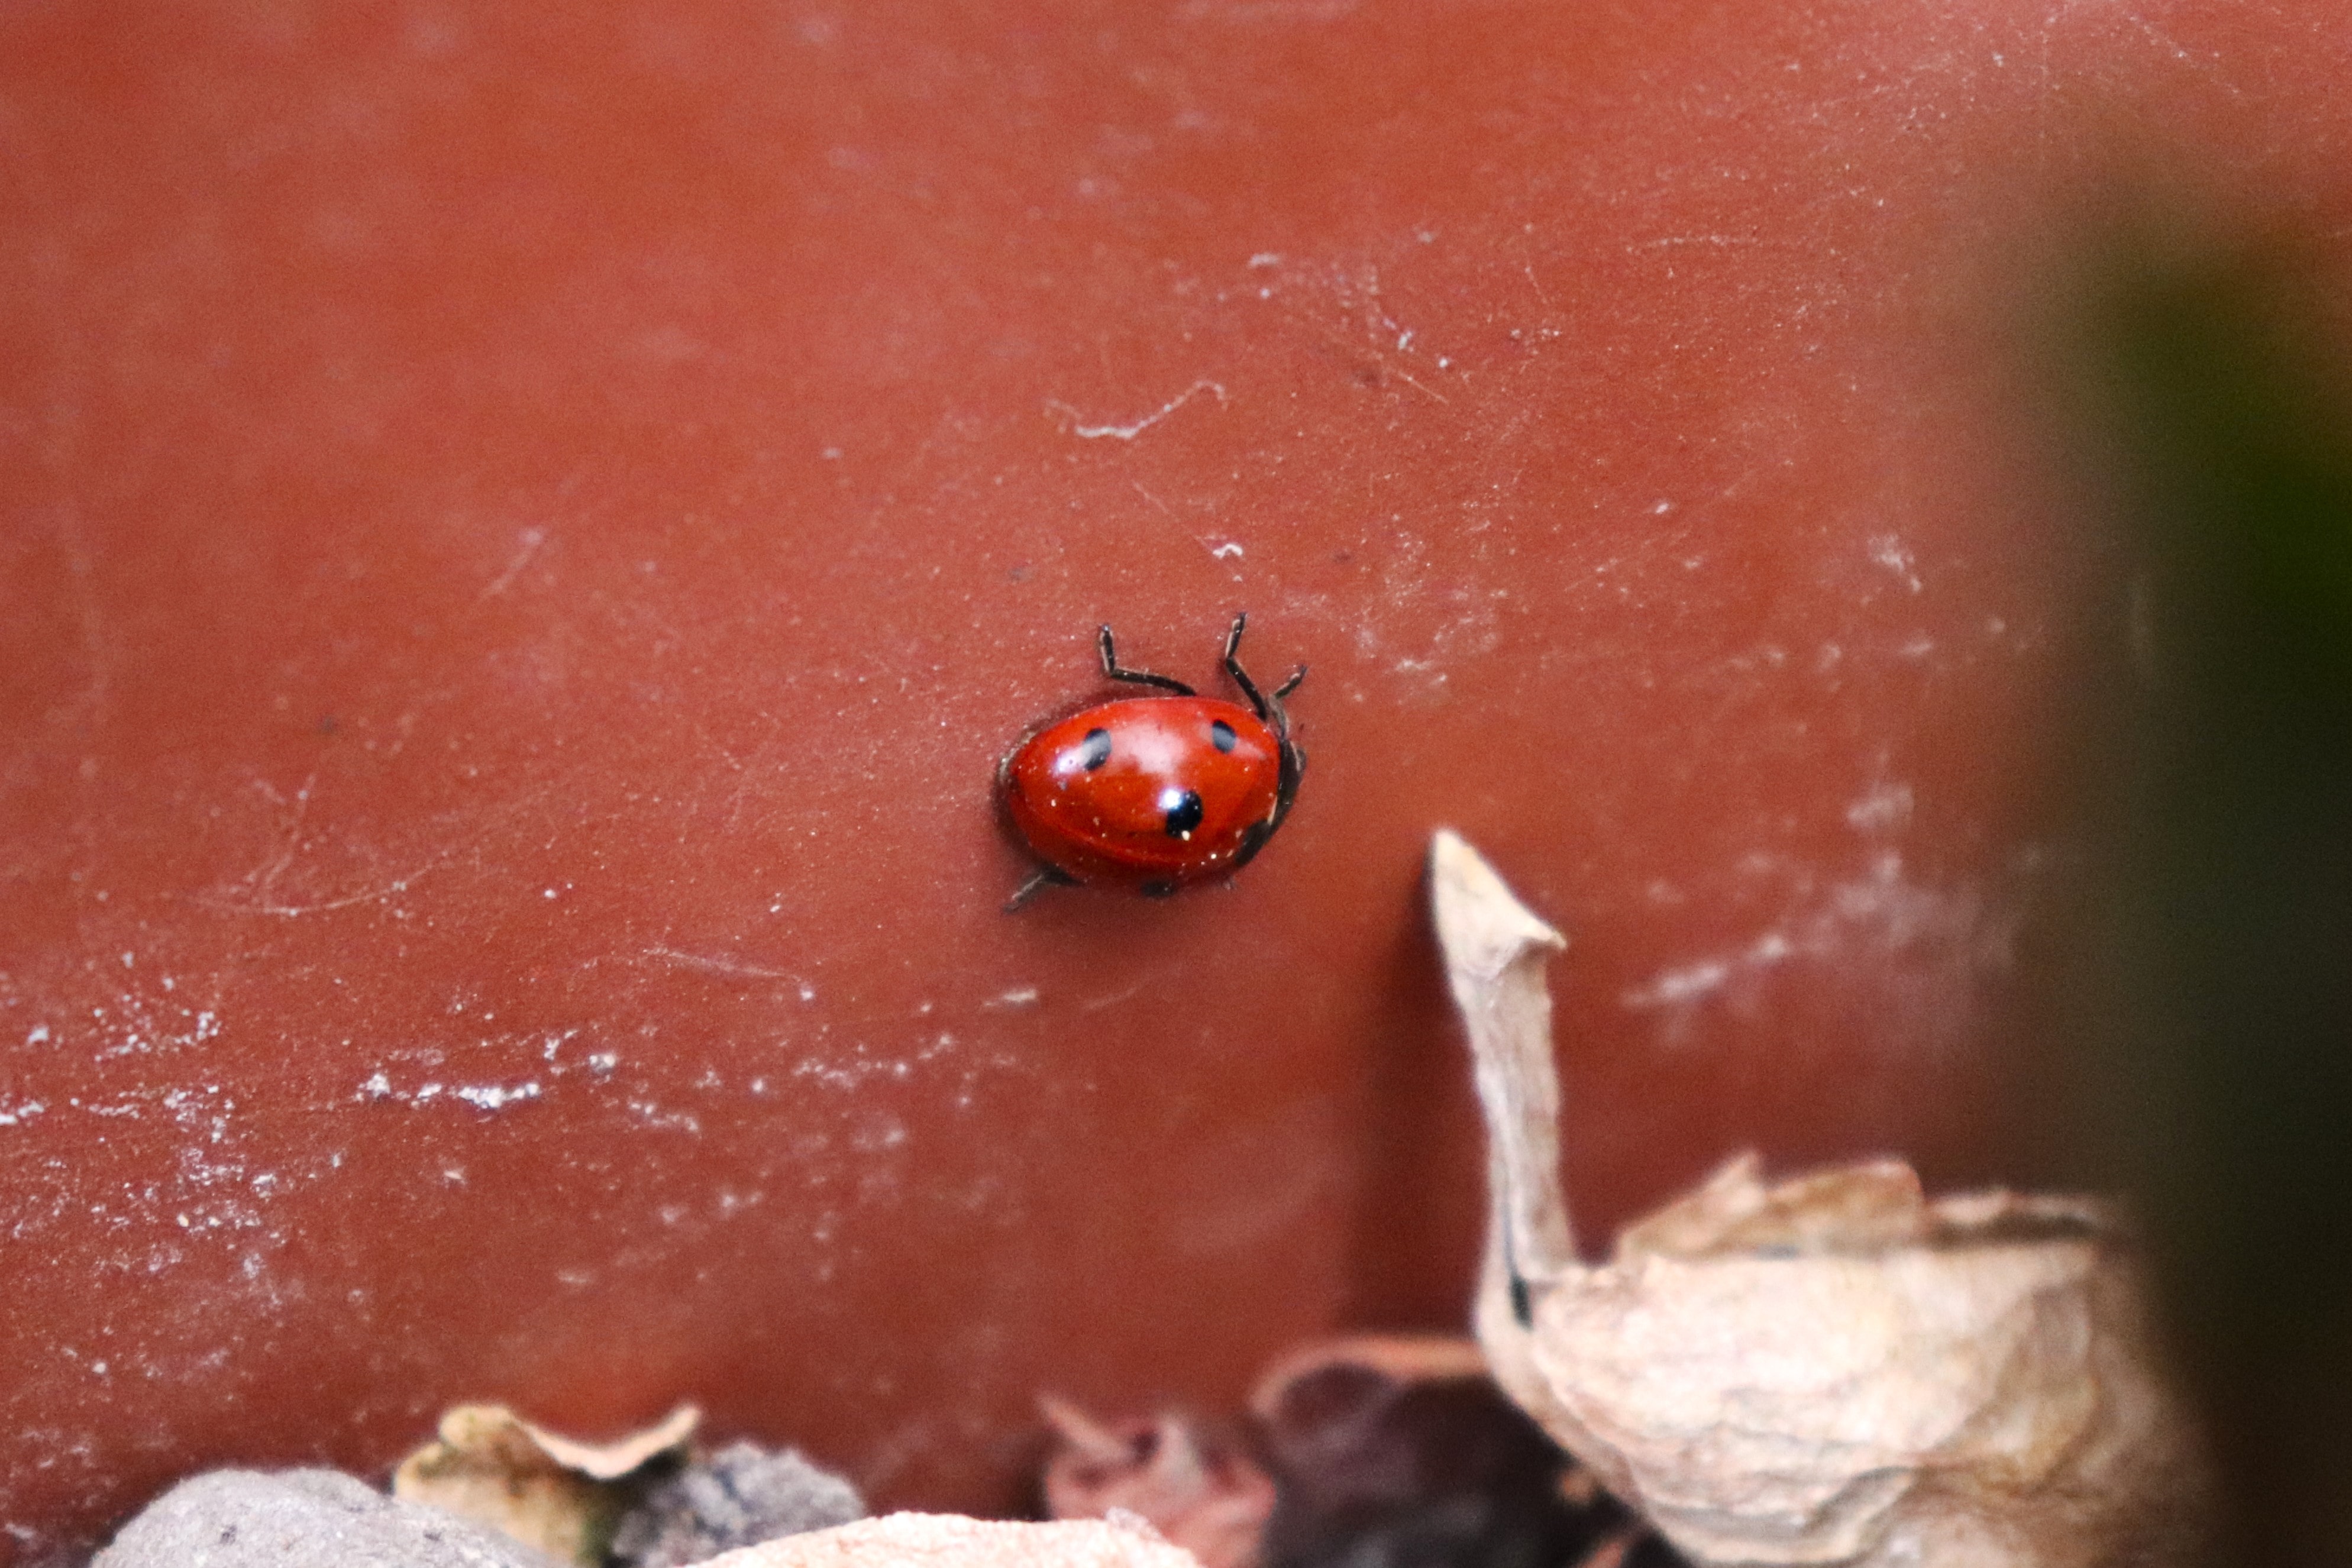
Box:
[1000, 613, 1306, 910]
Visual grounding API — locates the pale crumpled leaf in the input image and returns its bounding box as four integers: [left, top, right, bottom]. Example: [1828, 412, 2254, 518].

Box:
[1430, 829, 2212, 1568]
[1039, 1394, 1274, 1568]
[699, 1510, 1204, 1567]
[392, 1403, 700, 1565]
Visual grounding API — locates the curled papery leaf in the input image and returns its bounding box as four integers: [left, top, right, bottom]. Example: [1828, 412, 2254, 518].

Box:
[393, 1404, 700, 1564]
[1430, 830, 2212, 1568]
[1039, 1395, 1274, 1568]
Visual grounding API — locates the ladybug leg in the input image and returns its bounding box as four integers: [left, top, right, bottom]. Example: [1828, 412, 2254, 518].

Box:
[1225, 610, 1307, 872]
[1229, 817, 1273, 871]
[1230, 726, 1307, 873]
[1004, 862, 1077, 913]
[1223, 612, 1310, 723]
[1098, 624, 1194, 696]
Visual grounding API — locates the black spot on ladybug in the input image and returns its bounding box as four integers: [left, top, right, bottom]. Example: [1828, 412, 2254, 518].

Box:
[1162, 790, 1204, 839]
[1077, 728, 1112, 770]
[1210, 719, 1237, 753]
[1139, 880, 1178, 898]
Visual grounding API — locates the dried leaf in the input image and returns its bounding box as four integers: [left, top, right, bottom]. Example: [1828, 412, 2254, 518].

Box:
[1246, 1335, 1679, 1568]
[1430, 829, 2213, 1568]
[393, 1404, 700, 1565]
[1040, 1397, 1274, 1568]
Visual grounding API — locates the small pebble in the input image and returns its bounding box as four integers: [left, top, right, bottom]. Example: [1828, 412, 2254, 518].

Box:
[92, 1468, 559, 1568]
[611, 1442, 865, 1567]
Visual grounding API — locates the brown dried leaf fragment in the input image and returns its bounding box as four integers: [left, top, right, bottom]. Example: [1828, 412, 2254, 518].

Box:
[1248, 1335, 1681, 1568]
[393, 1403, 700, 1566]
[1430, 829, 2212, 1568]
[1040, 1396, 1275, 1568]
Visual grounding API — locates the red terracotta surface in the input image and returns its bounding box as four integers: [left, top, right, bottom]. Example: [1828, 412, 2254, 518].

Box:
[3, 1, 2345, 1559]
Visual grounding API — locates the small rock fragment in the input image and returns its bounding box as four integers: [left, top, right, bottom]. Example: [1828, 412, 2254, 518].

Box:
[699, 1509, 1206, 1567]
[612, 1441, 865, 1567]
[92, 1468, 560, 1568]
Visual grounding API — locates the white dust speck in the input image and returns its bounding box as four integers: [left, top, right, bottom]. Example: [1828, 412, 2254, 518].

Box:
[1868, 534, 1923, 592]
[1047, 379, 1227, 441]
[628, 1101, 701, 1133]
[454, 1082, 541, 1111]
[1846, 781, 1915, 833]
[1623, 959, 1733, 1008]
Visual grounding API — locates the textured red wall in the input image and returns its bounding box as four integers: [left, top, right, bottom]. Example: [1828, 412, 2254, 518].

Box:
[4, 2, 2345, 1561]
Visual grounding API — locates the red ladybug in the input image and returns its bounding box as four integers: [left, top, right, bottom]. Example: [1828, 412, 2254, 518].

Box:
[1000, 613, 1306, 910]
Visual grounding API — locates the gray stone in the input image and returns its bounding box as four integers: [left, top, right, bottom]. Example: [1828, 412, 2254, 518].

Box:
[92, 1468, 558, 1568]
[610, 1443, 865, 1567]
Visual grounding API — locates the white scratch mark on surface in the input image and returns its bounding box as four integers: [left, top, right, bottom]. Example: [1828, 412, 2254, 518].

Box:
[479, 526, 547, 600]
[1846, 780, 1915, 833]
[201, 874, 434, 917]
[1622, 959, 1736, 1008]
[1631, 233, 1761, 251]
[1130, 480, 1179, 519]
[983, 986, 1040, 1008]
[1179, 0, 1358, 22]
[1047, 379, 1228, 440]
[196, 775, 440, 916]
[1621, 851, 2018, 1049]
[642, 946, 806, 984]
[1080, 975, 1158, 1013]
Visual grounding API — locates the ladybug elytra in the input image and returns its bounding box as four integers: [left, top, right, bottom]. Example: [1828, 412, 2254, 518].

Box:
[1000, 614, 1306, 910]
